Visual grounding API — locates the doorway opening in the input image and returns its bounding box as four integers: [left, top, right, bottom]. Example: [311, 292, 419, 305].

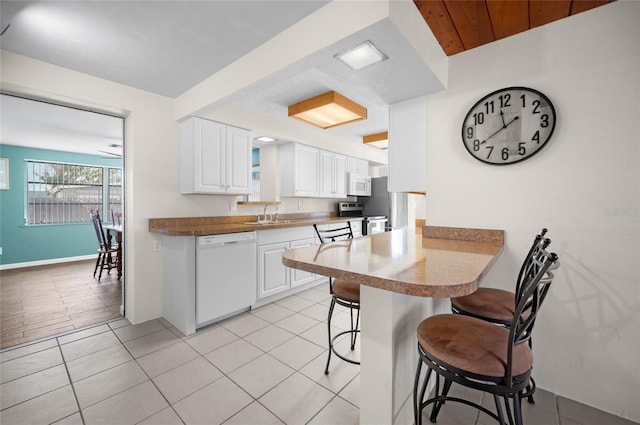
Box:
[0, 94, 126, 350]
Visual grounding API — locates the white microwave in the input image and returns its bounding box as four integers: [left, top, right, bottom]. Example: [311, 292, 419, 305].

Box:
[347, 173, 371, 196]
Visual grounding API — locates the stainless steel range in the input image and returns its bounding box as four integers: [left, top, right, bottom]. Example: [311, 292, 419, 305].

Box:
[337, 202, 388, 235]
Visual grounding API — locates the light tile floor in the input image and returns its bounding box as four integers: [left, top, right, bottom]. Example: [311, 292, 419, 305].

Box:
[1, 285, 638, 425]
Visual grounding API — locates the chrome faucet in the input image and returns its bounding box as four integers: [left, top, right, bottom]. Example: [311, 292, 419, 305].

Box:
[263, 202, 279, 222]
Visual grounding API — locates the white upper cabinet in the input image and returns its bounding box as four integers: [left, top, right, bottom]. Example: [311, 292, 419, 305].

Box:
[319, 151, 347, 198]
[181, 117, 251, 194]
[389, 96, 427, 193]
[280, 143, 320, 197]
[347, 156, 369, 176]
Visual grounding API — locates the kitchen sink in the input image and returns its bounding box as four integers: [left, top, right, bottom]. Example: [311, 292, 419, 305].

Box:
[244, 220, 292, 225]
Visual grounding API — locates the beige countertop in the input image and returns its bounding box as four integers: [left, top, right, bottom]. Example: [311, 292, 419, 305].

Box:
[148, 213, 363, 236]
[282, 226, 504, 298]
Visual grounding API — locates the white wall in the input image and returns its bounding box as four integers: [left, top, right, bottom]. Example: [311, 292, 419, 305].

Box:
[0, 51, 262, 324]
[423, 1, 639, 421]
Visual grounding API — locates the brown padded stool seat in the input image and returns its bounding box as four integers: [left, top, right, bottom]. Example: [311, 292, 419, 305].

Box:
[332, 279, 360, 301]
[417, 314, 533, 378]
[452, 288, 530, 324]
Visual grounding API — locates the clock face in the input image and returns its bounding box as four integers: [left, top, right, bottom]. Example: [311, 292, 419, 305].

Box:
[462, 87, 556, 165]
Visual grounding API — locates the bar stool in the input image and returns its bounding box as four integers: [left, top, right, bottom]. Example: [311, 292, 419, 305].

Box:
[451, 228, 551, 402]
[413, 242, 559, 425]
[313, 223, 360, 374]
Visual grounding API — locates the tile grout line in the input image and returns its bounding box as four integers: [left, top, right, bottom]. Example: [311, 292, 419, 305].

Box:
[57, 335, 87, 425]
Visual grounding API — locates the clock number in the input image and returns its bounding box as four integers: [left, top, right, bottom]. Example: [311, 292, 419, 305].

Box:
[532, 131, 540, 144]
[473, 140, 481, 151]
[520, 94, 526, 108]
[498, 94, 511, 108]
[472, 112, 485, 125]
[541, 114, 550, 128]
[518, 142, 526, 156]
[485, 146, 494, 159]
[484, 100, 495, 114]
[532, 100, 541, 114]
[501, 148, 509, 161]
[466, 127, 474, 139]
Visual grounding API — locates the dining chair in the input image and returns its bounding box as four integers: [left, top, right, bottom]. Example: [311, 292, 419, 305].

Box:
[413, 245, 559, 425]
[450, 228, 552, 402]
[111, 208, 123, 225]
[313, 223, 360, 374]
[90, 211, 118, 281]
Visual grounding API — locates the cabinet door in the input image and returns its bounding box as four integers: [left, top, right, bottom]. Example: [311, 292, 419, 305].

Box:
[226, 126, 252, 194]
[347, 157, 368, 175]
[194, 118, 226, 193]
[333, 154, 347, 198]
[389, 97, 426, 193]
[258, 242, 290, 299]
[349, 220, 363, 238]
[295, 145, 319, 197]
[319, 151, 335, 198]
[289, 238, 316, 288]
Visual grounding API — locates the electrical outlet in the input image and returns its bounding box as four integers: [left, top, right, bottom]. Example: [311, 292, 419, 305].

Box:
[153, 240, 162, 252]
[297, 201, 303, 210]
[229, 201, 237, 211]
[0, 247, 3, 255]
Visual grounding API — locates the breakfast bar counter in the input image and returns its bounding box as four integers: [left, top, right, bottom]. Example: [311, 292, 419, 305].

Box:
[282, 226, 504, 424]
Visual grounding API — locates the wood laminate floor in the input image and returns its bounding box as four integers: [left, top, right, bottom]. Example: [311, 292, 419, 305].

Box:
[0, 260, 122, 350]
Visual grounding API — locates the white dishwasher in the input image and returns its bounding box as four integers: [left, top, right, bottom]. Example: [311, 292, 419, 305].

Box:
[196, 231, 257, 326]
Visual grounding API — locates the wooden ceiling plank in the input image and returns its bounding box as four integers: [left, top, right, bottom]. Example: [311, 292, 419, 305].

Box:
[530, 0, 572, 28]
[486, 0, 529, 40]
[443, 0, 495, 51]
[570, 0, 611, 15]
[413, 0, 465, 56]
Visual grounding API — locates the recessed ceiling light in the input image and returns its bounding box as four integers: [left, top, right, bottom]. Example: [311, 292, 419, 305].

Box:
[255, 136, 276, 143]
[335, 40, 388, 71]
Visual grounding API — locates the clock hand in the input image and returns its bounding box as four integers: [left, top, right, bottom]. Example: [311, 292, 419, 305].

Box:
[480, 116, 519, 144]
[500, 109, 506, 127]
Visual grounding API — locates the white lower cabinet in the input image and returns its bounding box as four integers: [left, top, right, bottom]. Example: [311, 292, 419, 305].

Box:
[258, 242, 289, 298]
[350, 219, 363, 238]
[289, 238, 317, 288]
[256, 227, 323, 302]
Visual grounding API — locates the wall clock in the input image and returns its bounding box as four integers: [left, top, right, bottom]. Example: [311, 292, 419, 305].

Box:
[461, 87, 556, 165]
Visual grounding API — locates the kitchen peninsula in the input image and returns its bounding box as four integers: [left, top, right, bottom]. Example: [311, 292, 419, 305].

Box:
[282, 226, 504, 425]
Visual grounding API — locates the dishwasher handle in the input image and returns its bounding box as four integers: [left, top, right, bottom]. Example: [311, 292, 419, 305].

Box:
[197, 231, 256, 248]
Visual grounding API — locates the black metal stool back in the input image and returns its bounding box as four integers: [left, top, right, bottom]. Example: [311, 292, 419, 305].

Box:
[313, 223, 360, 374]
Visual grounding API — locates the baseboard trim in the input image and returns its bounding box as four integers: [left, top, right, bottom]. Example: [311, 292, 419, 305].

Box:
[0, 255, 96, 270]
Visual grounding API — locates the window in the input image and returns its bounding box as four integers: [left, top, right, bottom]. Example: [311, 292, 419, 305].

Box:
[26, 160, 122, 225]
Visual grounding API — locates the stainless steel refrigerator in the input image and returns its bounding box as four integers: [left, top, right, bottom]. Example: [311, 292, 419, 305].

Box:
[361, 176, 408, 230]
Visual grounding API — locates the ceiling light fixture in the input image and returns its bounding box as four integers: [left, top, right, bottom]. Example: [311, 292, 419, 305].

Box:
[335, 40, 388, 71]
[255, 136, 276, 143]
[288, 91, 367, 129]
[363, 131, 388, 150]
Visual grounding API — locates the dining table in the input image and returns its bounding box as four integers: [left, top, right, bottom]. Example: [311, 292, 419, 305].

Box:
[103, 223, 123, 279]
[282, 226, 504, 425]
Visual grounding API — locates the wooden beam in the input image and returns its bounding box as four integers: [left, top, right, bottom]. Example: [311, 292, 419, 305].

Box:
[413, 0, 464, 56]
[570, 0, 611, 15]
[486, 0, 529, 40]
[443, 0, 495, 50]
[530, 0, 571, 28]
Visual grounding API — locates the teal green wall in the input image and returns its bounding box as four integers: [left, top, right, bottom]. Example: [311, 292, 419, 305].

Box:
[0, 144, 122, 266]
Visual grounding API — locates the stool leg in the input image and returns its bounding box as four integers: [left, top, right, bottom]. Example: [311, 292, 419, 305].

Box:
[324, 297, 337, 375]
[429, 374, 452, 422]
[493, 394, 507, 425]
[350, 306, 360, 350]
[413, 358, 423, 425]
